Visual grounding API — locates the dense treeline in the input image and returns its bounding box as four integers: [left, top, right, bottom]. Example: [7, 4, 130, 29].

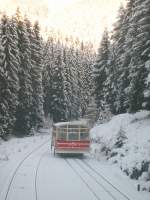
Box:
[93, 0, 150, 116]
[42, 37, 94, 122]
[0, 9, 95, 137]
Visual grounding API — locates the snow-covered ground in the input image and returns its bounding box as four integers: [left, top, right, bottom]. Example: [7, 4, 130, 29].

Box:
[0, 129, 50, 200]
[0, 125, 149, 200]
[90, 110, 150, 195]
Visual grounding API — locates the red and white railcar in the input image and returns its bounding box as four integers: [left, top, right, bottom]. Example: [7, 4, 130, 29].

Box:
[51, 121, 90, 155]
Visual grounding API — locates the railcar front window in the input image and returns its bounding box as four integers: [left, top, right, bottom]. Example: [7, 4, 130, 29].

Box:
[57, 129, 67, 140]
[68, 129, 79, 140]
[80, 132, 89, 140]
[68, 133, 78, 140]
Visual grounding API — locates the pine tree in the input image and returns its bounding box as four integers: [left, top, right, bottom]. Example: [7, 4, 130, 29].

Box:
[115, 127, 127, 148]
[74, 49, 84, 117]
[62, 47, 72, 119]
[120, 0, 136, 112]
[104, 45, 117, 114]
[144, 60, 150, 109]
[79, 46, 88, 117]
[42, 34, 95, 122]
[0, 30, 7, 137]
[30, 21, 44, 129]
[68, 47, 80, 119]
[81, 42, 95, 115]
[93, 29, 110, 113]
[0, 14, 20, 136]
[49, 41, 67, 122]
[127, 0, 149, 112]
[111, 5, 128, 113]
[139, 0, 150, 110]
[42, 37, 54, 118]
[14, 11, 33, 135]
[42, 39, 51, 117]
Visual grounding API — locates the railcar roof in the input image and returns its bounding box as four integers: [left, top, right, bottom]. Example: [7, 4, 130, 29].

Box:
[53, 119, 89, 127]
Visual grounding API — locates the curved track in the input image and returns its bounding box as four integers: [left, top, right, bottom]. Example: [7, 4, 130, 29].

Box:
[1, 142, 141, 200]
[34, 152, 46, 200]
[82, 159, 131, 200]
[65, 158, 102, 200]
[3, 140, 49, 200]
[65, 158, 132, 200]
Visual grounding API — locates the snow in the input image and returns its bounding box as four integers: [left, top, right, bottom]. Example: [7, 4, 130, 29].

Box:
[54, 119, 89, 127]
[0, 129, 50, 200]
[0, 125, 149, 200]
[37, 157, 96, 200]
[84, 158, 149, 200]
[90, 110, 150, 195]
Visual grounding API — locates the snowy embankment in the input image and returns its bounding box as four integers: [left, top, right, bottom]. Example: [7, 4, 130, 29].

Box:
[90, 111, 150, 193]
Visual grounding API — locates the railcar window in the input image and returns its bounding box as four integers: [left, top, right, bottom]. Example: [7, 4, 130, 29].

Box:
[57, 128, 67, 140]
[68, 132, 79, 140]
[68, 128, 79, 140]
[80, 132, 89, 140]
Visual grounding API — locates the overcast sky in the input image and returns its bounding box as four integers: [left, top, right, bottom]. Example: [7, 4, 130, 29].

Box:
[0, 0, 125, 46]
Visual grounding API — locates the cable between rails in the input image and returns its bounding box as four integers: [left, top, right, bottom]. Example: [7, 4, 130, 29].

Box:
[82, 160, 132, 200]
[75, 159, 117, 200]
[65, 159, 102, 200]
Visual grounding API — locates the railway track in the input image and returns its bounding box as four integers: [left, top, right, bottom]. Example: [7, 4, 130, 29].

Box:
[1, 139, 137, 200]
[65, 158, 132, 200]
[65, 158, 102, 200]
[82, 160, 131, 200]
[35, 152, 46, 200]
[3, 140, 49, 200]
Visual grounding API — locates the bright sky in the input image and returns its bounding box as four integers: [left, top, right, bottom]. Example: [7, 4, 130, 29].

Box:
[0, 0, 125, 46]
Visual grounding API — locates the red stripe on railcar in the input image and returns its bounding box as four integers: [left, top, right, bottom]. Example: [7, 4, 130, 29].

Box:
[55, 140, 90, 149]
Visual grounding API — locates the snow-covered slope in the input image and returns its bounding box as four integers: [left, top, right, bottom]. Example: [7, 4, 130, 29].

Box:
[0, 129, 50, 198]
[90, 111, 150, 193]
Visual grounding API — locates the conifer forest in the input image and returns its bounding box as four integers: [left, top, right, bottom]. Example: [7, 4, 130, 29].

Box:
[1, 0, 150, 137]
[0, 9, 95, 137]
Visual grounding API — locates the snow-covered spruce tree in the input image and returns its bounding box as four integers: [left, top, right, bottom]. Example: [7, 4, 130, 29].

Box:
[0, 14, 20, 136]
[14, 12, 33, 135]
[104, 45, 117, 114]
[0, 29, 7, 137]
[42, 38, 52, 117]
[62, 47, 73, 120]
[111, 5, 128, 114]
[49, 41, 68, 122]
[42, 36, 57, 118]
[120, 0, 136, 111]
[106, 0, 136, 114]
[79, 43, 95, 117]
[68, 47, 81, 119]
[126, 0, 150, 112]
[42, 34, 95, 122]
[139, 0, 150, 110]
[93, 28, 110, 113]
[30, 21, 44, 129]
[144, 60, 150, 109]
[62, 41, 94, 120]
[61, 44, 81, 120]
[85, 42, 96, 96]
[43, 37, 73, 122]
[114, 127, 127, 148]
[74, 49, 84, 117]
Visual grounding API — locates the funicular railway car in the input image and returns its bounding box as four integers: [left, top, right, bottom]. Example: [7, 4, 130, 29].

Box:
[51, 121, 90, 155]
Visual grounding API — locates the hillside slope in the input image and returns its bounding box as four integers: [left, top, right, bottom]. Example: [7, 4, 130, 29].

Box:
[90, 111, 150, 192]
